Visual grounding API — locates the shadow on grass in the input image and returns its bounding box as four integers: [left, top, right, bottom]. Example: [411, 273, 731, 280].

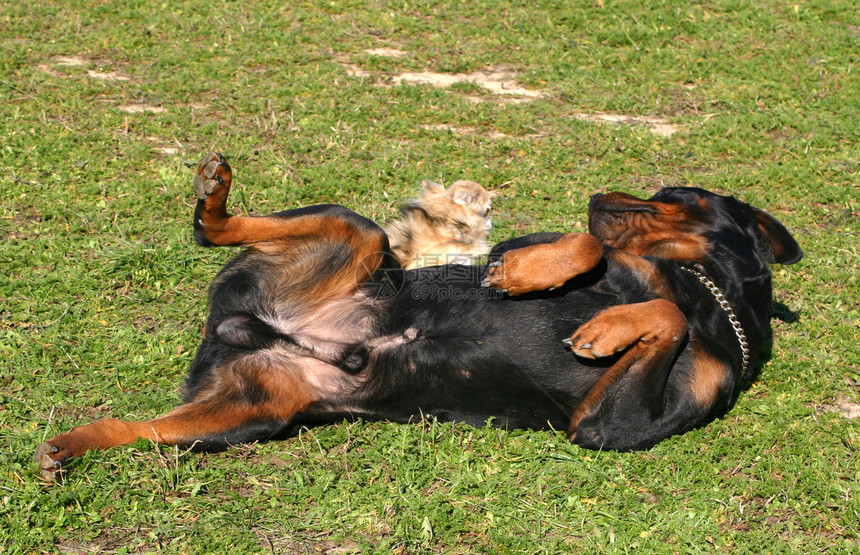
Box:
[772, 300, 801, 324]
[737, 300, 802, 390]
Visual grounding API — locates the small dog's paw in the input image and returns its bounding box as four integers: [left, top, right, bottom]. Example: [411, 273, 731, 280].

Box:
[193, 152, 231, 200]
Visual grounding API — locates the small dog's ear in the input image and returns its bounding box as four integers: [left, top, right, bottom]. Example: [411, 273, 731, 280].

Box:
[449, 181, 488, 208]
[453, 188, 478, 207]
[421, 180, 445, 195]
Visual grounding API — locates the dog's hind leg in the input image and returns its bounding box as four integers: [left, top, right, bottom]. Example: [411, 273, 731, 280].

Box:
[35, 358, 317, 481]
[35, 405, 283, 482]
[565, 298, 690, 450]
[192, 152, 393, 284]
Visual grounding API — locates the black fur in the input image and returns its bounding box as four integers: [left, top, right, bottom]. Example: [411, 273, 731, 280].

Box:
[184, 187, 801, 451]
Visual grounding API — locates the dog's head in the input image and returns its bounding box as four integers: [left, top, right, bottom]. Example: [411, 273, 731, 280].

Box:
[416, 179, 492, 233]
[588, 187, 802, 267]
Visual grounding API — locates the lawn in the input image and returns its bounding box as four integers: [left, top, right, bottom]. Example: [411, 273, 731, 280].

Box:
[1, 0, 858, 552]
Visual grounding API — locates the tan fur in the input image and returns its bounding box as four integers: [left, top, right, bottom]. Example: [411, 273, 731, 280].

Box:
[384, 179, 492, 269]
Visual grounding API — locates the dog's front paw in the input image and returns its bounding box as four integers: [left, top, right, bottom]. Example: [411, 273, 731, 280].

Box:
[483, 233, 604, 296]
[566, 306, 648, 359]
[481, 259, 506, 291]
[566, 300, 686, 358]
[193, 152, 231, 200]
[481, 246, 565, 296]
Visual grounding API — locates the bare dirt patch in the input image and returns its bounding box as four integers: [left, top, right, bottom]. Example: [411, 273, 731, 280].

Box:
[390, 68, 547, 99]
[571, 112, 680, 137]
[87, 69, 130, 81]
[35, 56, 133, 82]
[35, 56, 86, 77]
[118, 104, 166, 113]
[344, 64, 548, 102]
[365, 47, 408, 58]
[54, 55, 86, 66]
[419, 123, 541, 141]
[830, 398, 860, 419]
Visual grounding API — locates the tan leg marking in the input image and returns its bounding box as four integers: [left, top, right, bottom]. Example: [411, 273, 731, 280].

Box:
[566, 299, 687, 439]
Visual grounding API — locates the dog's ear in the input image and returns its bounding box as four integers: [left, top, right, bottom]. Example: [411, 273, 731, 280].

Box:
[755, 209, 803, 265]
[453, 188, 478, 207]
[450, 181, 488, 208]
[421, 180, 445, 195]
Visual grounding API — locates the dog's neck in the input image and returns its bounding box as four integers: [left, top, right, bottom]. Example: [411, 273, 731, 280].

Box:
[680, 265, 751, 372]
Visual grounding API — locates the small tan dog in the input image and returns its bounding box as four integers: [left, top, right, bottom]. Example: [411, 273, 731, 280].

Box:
[384, 179, 492, 269]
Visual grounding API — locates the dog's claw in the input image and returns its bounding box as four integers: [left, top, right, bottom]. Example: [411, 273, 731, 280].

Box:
[488, 261, 502, 268]
[480, 277, 490, 288]
[562, 338, 574, 346]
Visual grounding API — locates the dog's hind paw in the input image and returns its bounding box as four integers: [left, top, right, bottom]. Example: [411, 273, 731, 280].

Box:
[193, 152, 231, 200]
[34, 442, 65, 482]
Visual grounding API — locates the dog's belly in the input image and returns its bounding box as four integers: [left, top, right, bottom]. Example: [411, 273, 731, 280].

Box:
[353, 280, 630, 430]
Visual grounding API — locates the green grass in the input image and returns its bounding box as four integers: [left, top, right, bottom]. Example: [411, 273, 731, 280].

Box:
[2, 0, 858, 552]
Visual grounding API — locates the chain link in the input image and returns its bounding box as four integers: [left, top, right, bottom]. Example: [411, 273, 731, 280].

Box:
[680, 266, 750, 372]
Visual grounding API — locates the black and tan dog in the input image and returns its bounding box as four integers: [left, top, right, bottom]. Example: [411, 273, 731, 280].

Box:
[36, 153, 801, 480]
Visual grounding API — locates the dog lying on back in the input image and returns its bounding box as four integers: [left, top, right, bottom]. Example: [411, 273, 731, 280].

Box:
[35, 152, 802, 481]
[384, 179, 492, 269]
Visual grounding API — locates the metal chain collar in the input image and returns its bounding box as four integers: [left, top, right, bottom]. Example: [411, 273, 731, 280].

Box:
[680, 266, 751, 372]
